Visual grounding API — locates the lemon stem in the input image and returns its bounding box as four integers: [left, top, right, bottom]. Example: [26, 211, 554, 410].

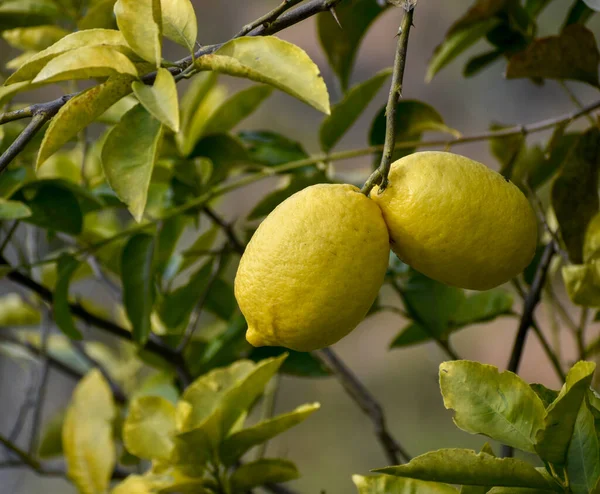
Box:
[361, 6, 416, 196]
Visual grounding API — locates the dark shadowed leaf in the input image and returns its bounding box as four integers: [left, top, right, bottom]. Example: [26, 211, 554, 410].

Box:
[78, 0, 117, 29]
[230, 458, 299, 492]
[320, 69, 391, 152]
[238, 130, 309, 167]
[317, 0, 388, 91]
[374, 449, 557, 490]
[189, 134, 249, 186]
[205, 278, 236, 321]
[122, 234, 155, 344]
[53, 255, 83, 340]
[439, 361, 545, 453]
[463, 49, 502, 77]
[530, 383, 559, 408]
[535, 361, 596, 464]
[564, 0, 596, 28]
[0, 0, 60, 31]
[250, 346, 330, 377]
[552, 128, 600, 264]
[506, 25, 600, 87]
[567, 401, 600, 494]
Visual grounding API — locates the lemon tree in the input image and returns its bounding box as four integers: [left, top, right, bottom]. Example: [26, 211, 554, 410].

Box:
[0, 0, 599, 493]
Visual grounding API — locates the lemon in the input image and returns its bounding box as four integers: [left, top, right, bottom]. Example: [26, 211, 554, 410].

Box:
[235, 184, 390, 352]
[370, 151, 537, 290]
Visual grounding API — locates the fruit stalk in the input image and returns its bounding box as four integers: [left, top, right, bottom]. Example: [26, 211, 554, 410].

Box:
[361, 6, 416, 195]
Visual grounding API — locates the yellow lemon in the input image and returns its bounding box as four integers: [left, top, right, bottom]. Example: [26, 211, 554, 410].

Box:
[234, 184, 390, 352]
[370, 151, 537, 290]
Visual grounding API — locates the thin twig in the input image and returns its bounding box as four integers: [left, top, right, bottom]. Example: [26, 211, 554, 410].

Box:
[560, 81, 596, 127]
[361, 7, 416, 195]
[203, 207, 245, 255]
[314, 348, 411, 465]
[0, 106, 34, 125]
[503, 242, 556, 458]
[0, 112, 52, 174]
[236, 0, 303, 37]
[0, 221, 20, 255]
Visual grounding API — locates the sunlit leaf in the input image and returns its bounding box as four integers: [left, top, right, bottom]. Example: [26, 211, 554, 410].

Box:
[63, 370, 116, 494]
[0, 198, 31, 219]
[161, 0, 197, 53]
[37, 75, 135, 168]
[123, 396, 176, 461]
[374, 449, 558, 490]
[317, 0, 388, 91]
[220, 403, 320, 465]
[102, 104, 163, 221]
[5, 29, 132, 84]
[53, 254, 83, 340]
[132, 68, 180, 132]
[114, 0, 162, 66]
[203, 85, 273, 136]
[32, 45, 137, 84]
[439, 361, 545, 453]
[567, 401, 600, 494]
[121, 233, 155, 344]
[353, 474, 459, 494]
[230, 458, 299, 492]
[320, 69, 391, 153]
[506, 25, 600, 87]
[195, 36, 330, 115]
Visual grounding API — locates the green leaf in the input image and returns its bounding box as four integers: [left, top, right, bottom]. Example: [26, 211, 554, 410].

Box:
[230, 458, 299, 492]
[188, 134, 249, 186]
[460, 445, 496, 494]
[0, 293, 41, 326]
[32, 45, 137, 84]
[585, 212, 600, 263]
[78, 0, 118, 30]
[14, 181, 83, 234]
[552, 128, 600, 264]
[157, 261, 214, 333]
[2, 25, 68, 51]
[486, 489, 556, 494]
[439, 361, 546, 453]
[132, 68, 180, 132]
[161, 0, 197, 52]
[320, 68, 392, 153]
[562, 263, 600, 307]
[535, 361, 595, 464]
[248, 172, 328, 220]
[204, 278, 236, 321]
[506, 25, 600, 87]
[37, 75, 135, 168]
[238, 130, 308, 167]
[6, 29, 132, 84]
[250, 347, 330, 377]
[195, 36, 330, 115]
[317, 0, 388, 91]
[63, 370, 116, 494]
[369, 100, 459, 164]
[464, 50, 503, 77]
[373, 449, 559, 490]
[450, 290, 514, 327]
[155, 215, 189, 280]
[203, 85, 273, 137]
[564, 0, 595, 27]
[0, 0, 60, 31]
[123, 396, 176, 461]
[53, 254, 83, 340]
[530, 383, 559, 408]
[0, 199, 31, 219]
[0, 168, 28, 198]
[567, 401, 600, 494]
[131, 372, 179, 404]
[114, 0, 162, 66]
[102, 104, 163, 221]
[121, 233, 155, 344]
[353, 474, 459, 494]
[38, 409, 65, 458]
[220, 403, 320, 465]
[427, 18, 501, 82]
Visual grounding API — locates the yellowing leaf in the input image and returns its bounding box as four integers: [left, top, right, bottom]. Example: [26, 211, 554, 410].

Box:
[114, 0, 162, 66]
[0, 293, 40, 326]
[132, 68, 180, 132]
[5, 29, 131, 85]
[32, 45, 138, 84]
[161, 0, 197, 53]
[101, 104, 163, 221]
[37, 75, 135, 168]
[63, 369, 116, 494]
[353, 474, 459, 494]
[2, 25, 68, 51]
[195, 36, 330, 115]
[123, 396, 176, 461]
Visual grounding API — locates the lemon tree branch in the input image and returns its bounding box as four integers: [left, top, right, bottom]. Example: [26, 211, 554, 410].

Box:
[361, 5, 416, 195]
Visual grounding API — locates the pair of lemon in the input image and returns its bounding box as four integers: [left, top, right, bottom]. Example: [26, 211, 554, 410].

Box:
[234, 152, 538, 352]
